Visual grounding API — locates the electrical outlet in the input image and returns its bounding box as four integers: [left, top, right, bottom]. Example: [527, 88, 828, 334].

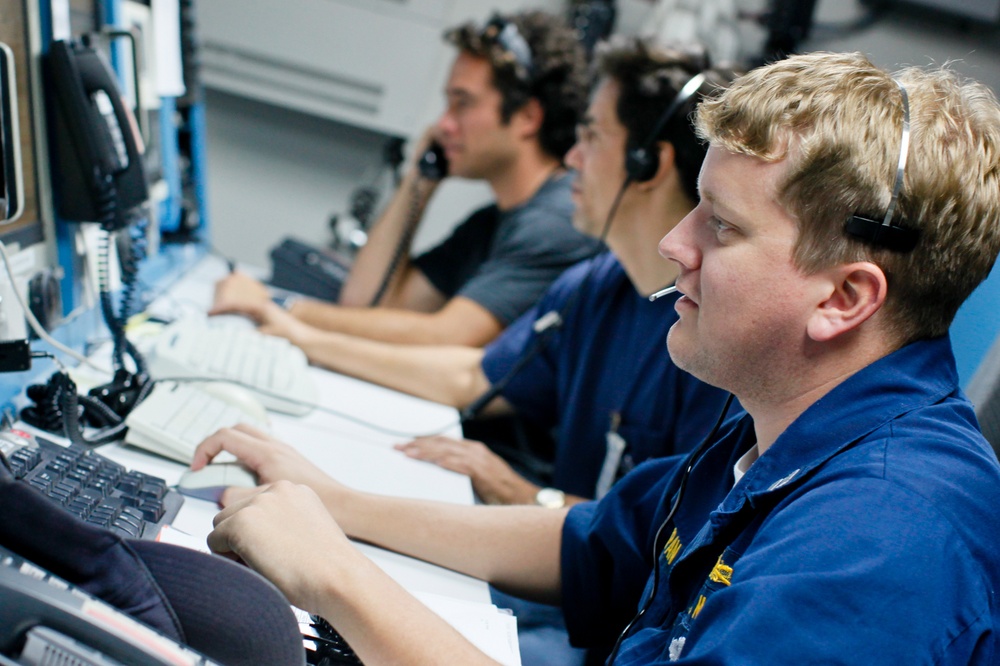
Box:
[0, 277, 27, 341]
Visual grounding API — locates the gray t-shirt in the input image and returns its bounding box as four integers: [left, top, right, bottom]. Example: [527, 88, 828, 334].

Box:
[413, 173, 601, 325]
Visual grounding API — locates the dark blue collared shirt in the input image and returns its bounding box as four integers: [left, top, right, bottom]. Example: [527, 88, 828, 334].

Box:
[562, 336, 1000, 664]
[482, 252, 729, 499]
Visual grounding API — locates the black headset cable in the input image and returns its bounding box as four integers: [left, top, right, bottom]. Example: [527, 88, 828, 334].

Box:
[604, 392, 736, 664]
[459, 174, 633, 422]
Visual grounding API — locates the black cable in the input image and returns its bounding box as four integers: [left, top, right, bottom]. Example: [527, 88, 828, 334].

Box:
[40, 175, 153, 447]
[368, 180, 425, 307]
[459, 174, 631, 422]
[53, 371, 130, 447]
[94, 180, 127, 371]
[119, 219, 150, 374]
[95, 183, 148, 378]
[604, 392, 736, 664]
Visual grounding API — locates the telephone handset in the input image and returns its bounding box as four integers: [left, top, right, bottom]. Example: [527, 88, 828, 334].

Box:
[369, 140, 447, 306]
[46, 38, 148, 230]
[88, 89, 129, 174]
[417, 141, 448, 181]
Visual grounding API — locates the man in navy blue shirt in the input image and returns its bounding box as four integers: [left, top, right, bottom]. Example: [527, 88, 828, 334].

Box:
[196, 52, 1000, 664]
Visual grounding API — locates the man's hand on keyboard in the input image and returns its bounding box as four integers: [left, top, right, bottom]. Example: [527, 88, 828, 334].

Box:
[253, 302, 321, 349]
[191, 424, 343, 508]
[210, 271, 272, 319]
[207, 479, 355, 614]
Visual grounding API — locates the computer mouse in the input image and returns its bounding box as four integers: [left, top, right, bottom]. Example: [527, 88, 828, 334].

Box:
[177, 463, 258, 503]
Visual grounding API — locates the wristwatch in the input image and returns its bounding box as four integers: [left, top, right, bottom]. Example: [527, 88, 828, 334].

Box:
[534, 487, 566, 509]
[271, 294, 300, 310]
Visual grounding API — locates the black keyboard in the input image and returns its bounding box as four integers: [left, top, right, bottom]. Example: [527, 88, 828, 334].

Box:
[0, 430, 183, 540]
[305, 615, 363, 665]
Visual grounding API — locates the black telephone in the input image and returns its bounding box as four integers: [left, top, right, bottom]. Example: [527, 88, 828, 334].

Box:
[269, 236, 351, 302]
[33, 39, 151, 446]
[0, 545, 221, 665]
[46, 38, 148, 230]
[417, 141, 448, 181]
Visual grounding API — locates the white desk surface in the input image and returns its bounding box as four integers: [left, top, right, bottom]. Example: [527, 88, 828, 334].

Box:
[97, 254, 490, 605]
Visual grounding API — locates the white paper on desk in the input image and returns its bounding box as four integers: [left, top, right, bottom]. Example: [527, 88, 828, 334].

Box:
[414, 591, 522, 666]
[156, 525, 210, 552]
[300, 369, 462, 447]
[273, 417, 473, 505]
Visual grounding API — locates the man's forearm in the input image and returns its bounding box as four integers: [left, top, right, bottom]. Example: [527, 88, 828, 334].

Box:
[291, 300, 490, 346]
[314, 550, 502, 665]
[339, 173, 436, 307]
[329, 489, 566, 603]
[293, 328, 490, 408]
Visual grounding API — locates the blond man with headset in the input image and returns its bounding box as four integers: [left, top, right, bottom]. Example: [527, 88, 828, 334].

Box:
[195, 53, 1000, 664]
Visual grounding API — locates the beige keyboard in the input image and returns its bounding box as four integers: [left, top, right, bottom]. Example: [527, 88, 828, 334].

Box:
[147, 317, 316, 416]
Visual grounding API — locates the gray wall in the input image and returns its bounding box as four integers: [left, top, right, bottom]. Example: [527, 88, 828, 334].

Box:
[203, 89, 388, 267]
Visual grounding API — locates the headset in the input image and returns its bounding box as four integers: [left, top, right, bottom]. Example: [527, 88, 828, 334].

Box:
[624, 71, 708, 184]
[844, 81, 920, 252]
[482, 13, 535, 83]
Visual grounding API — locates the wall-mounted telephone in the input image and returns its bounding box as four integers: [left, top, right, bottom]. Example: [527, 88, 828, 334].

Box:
[46, 38, 148, 231]
[0, 42, 24, 224]
[45, 38, 152, 409]
[417, 141, 448, 181]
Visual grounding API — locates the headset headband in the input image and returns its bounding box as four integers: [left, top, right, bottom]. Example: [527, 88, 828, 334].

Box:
[625, 71, 708, 183]
[483, 15, 534, 81]
[641, 72, 707, 151]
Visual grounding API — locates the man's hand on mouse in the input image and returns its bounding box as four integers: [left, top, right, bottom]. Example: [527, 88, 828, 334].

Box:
[191, 424, 346, 508]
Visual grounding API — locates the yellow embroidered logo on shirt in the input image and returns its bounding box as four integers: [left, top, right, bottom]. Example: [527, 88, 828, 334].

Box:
[691, 594, 707, 619]
[708, 555, 732, 586]
[664, 528, 682, 564]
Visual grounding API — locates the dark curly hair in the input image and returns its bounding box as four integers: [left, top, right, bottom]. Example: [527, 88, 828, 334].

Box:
[595, 37, 738, 202]
[445, 11, 588, 160]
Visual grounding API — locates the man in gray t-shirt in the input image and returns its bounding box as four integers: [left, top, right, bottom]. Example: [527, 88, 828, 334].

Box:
[211, 11, 596, 347]
[413, 172, 598, 327]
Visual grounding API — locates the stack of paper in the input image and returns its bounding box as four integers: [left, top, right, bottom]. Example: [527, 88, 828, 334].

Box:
[414, 591, 521, 666]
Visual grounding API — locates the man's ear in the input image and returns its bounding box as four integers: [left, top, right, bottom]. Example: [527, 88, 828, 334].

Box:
[512, 98, 544, 140]
[806, 262, 887, 342]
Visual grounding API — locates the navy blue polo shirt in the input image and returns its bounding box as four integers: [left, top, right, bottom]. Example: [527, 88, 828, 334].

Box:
[562, 335, 1000, 663]
[481, 252, 729, 499]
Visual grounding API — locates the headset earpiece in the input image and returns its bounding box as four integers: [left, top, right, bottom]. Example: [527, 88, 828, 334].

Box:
[623, 72, 708, 184]
[845, 214, 919, 252]
[845, 81, 920, 253]
[624, 145, 659, 183]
